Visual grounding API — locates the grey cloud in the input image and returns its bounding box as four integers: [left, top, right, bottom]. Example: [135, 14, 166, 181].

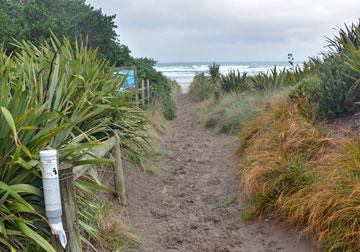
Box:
[86, 0, 360, 62]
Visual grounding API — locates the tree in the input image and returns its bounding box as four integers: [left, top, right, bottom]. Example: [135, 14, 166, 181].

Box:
[0, 0, 133, 66]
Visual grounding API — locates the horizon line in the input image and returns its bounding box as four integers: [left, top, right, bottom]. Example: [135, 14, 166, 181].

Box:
[156, 60, 305, 64]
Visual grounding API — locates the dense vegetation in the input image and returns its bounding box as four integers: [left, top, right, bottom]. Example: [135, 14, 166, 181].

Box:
[0, 0, 177, 120]
[191, 19, 360, 251]
[198, 88, 291, 133]
[0, 36, 153, 251]
[190, 21, 360, 131]
[238, 99, 360, 251]
[0, 0, 132, 65]
[191, 63, 304, 133]
[189, 73, 217, 102]
[0, 1, 178, 251]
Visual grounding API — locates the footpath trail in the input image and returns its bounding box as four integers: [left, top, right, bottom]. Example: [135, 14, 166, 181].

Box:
[126, 94, 315, 252]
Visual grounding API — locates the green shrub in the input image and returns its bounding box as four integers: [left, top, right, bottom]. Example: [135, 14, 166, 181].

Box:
[188, 73, 217, 102]
[161, 94, 177, 120]
[152, 77, 178, 120]
[317, 56, 360, 118]
[291, 56, 360, 119]
[292, 21, 360, 120]
[289, 76, 321, 121]
[208, 62, 221, 83]
[290, 76, 321, 100]
[248, 66, 298, 91]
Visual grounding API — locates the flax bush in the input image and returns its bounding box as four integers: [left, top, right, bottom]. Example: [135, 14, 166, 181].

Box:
[0, 36, 152, 251]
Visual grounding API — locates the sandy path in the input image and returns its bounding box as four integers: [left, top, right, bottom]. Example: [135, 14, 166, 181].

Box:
[125, 95, 315, 252]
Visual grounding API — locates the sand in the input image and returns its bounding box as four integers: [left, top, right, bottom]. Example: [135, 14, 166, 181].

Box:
[124, 94, 316, 252]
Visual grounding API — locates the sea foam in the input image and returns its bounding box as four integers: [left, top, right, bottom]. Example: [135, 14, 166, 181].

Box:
[155, 61, 298, 93]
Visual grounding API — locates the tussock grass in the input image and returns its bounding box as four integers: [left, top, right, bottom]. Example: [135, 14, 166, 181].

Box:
[230, 21, 360, 251]
[198, 88, 292, 134]
[276, 137, 360, 251]
[239, 100, 360, 251]
[239, 100, 327, 211]
[96, 204, 139, 251]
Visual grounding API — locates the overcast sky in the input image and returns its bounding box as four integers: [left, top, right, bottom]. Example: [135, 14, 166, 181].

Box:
[86, 0, 360, 63]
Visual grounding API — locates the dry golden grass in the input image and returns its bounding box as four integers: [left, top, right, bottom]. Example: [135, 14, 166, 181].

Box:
[238, 100, 360, 251]
[277, 141, 360, 251]
[239, 100, 327, 209]
[96, 204, 140, 251]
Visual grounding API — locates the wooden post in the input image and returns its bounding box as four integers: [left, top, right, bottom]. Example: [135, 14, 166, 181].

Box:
[55, 163, 82, 252]
[141, 80, 145, 106]
[146, 80, 150, 104]
[135, 83, 139, 102]
[52, 235, 64, 252]
[214, 91, 220, 104]
[113, 135, 127, 205]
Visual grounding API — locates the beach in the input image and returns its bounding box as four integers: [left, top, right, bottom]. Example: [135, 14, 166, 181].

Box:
[155, 61, 297, 93]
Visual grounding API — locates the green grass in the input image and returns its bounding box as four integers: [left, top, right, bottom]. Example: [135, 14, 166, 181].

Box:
[216, 197, 237, 209]
[242, 211, 257, 221]
[161, 94, 177, 120]
[198, 88, 293, 134]
[188, 73, 217, 102]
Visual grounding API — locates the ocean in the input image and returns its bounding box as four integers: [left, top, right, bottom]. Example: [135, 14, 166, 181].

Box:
[155, 61, 298, 93]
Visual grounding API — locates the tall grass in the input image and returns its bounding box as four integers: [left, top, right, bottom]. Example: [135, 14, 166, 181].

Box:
[188, 73, 217, 102]
[95, 203, 139, 251]
[238, 99, 360, 251]
[190, 61, 306, 134]
[151, 77, 179, 120]
[199, 88, 292, 134]
[277, 138, 360, 251]
[238, 101, 326, 211]
[236, 21, 360, 251]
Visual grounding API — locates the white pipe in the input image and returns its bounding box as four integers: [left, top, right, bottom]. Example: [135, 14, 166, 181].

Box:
[40, 149, 67, 249]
